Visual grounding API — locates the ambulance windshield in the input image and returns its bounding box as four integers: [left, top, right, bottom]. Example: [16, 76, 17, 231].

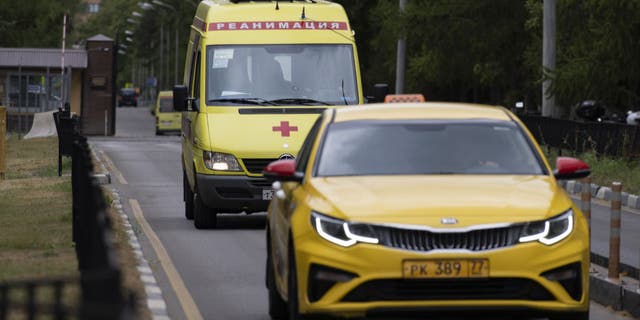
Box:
[206, 44, 358, 106]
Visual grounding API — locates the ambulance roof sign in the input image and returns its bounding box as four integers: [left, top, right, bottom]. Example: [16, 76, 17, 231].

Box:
[384, 94, 426, 103]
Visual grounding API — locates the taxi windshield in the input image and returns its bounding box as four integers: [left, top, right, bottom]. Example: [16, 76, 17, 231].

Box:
[316, 120, 546, 176]
[159, 98, 174, 112]
[205, 44, 358, 106]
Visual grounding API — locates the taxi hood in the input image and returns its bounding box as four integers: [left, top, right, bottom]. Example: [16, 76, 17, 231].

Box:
[205, 108, 322, 159]
[307, 175, 573, 228]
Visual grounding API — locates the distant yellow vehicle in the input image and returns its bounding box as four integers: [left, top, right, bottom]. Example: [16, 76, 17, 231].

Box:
[264, 103, 591, 320]
[154, 91, 181, 135]
[174, 0, 364, 229]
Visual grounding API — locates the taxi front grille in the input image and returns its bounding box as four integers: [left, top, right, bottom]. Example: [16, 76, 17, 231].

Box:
[373, 225, 522, 252]
[341, 278, 554, 302]
[242, 159, 277, 174]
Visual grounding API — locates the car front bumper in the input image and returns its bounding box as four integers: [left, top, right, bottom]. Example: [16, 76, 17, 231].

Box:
[292, 221, 590, 318]
[196, 173, 272, 213]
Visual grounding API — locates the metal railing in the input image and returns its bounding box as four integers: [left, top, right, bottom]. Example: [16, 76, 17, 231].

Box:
[0, 106, 6, 180]
[520, 115, 640, 158]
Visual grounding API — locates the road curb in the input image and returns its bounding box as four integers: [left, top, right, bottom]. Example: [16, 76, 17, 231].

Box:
[90, 144, 169, 319]
[109, 187, 171, 320]
[560, 180, 640, 210]
[589, 264, 640, 318]
[90, 148, 111, 185]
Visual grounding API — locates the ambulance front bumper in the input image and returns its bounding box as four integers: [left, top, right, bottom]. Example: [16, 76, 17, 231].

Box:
[195, 174, 271, 213]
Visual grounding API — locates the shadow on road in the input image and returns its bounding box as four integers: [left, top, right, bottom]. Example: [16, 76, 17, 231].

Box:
[215, 213, 267, 230]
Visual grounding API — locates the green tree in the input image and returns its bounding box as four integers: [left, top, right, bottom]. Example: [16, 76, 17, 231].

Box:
[339, 1, 533, 107]
[0, 0, 80, 47]
[535, 0, 640, 115]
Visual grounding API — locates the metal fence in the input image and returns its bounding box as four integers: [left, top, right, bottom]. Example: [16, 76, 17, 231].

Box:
[0, 117, 136, 319]
[0, 106, 5, 180]
[520, 115, 640, 158]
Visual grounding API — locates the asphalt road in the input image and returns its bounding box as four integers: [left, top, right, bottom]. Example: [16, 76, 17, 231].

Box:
[89, 107, 637, 320]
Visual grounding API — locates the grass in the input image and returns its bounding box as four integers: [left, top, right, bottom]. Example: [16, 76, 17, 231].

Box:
[0, 135, 149, 319]
[0, 135, 80, 318]
[0, 135, 76, 280]
[544, 146, 640, 194]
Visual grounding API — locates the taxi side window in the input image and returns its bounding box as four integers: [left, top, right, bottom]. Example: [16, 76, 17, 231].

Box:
[295, 115, 324, 173]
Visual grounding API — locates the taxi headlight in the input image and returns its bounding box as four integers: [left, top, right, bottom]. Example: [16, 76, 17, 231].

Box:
[203, 151, 241, 171]
[519, 210, 574, 245]
[311, 212, 379, 247]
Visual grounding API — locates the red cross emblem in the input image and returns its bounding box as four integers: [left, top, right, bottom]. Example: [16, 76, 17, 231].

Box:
[272, 121, 298, 137]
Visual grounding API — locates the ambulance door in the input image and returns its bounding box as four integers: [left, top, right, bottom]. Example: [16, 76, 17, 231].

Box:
[183, 33, 201, 182]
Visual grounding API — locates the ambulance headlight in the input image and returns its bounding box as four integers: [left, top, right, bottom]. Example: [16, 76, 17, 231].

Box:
[203, 151, 242, 171]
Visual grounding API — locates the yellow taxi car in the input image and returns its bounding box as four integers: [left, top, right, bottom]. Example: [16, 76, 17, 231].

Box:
[154, 91, 181, 135]
[263, 103, 591, 320]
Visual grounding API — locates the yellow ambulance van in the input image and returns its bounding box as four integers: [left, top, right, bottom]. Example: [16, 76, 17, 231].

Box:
[174, 0, 364, 229]
[154, 90, 181, 135]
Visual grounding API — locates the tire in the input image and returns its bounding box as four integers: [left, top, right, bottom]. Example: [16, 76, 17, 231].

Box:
[550, 311, 589, 320]
[287, 241, 304, 320]
[193, 191, 216, 229]
[183, 172, 194, 220]
[267, 231, 287, 319]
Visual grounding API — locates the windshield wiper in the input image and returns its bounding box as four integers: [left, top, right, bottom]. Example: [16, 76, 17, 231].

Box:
[268, 98, 331, 106]
[208, 98, 276, 106]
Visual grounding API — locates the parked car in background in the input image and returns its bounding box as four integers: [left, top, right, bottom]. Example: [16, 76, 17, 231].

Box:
[627, 110, 640, 125]
[264, 102, 591, 320]
[118, 88, 138, 107]
[154, 91, 181, 135]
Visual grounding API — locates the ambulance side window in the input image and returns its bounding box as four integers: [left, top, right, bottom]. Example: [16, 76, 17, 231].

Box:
[187, 34, 200, 110]
[296, 115, 324, 173]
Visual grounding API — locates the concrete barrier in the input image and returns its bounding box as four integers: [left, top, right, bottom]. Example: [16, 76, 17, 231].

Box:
[24, 111, 57, 139]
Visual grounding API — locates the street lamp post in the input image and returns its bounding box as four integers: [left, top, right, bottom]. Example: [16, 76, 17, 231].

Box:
[395, 0, 407, 94]
[150, 0, 178, 88]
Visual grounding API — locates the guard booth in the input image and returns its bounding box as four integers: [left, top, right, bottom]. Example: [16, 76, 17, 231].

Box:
[81, 35, 115, 135]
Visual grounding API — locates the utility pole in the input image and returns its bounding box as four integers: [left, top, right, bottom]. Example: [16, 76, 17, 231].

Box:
[160, 24, 164, 91]
[542, 0, 556, 117]
[395, 0, 407, 94]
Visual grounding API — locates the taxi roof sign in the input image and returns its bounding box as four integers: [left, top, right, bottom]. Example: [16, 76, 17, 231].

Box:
[384, 94, 425, 103]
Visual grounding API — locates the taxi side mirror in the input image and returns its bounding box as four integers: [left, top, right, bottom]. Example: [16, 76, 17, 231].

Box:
[173, 85, 188, 111]
[263, 159, 303, 183]
[553, 157, 591, 180]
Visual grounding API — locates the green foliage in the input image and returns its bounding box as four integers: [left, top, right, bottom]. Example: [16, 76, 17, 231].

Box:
[73, 0, 197, 88]
[340, 0, 640, 115]
[0, 0, 80, 47]
[551, 0, 640, 113]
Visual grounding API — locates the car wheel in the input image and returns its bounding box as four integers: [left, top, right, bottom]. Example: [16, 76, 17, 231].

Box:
[183, 172, 194, 220]
[267, 231, 287, 319]
[193, 191, 216, 229]
[287, 241, 304, 320]
[550, 311, 589, 320]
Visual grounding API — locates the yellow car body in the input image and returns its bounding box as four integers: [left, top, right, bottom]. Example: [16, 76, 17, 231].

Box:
[155, 91, 181, 134]
[175, 0, 363, 228]
[265, 103, 591, 320]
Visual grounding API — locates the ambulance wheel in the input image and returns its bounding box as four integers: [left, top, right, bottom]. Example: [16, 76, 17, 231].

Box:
[193, 192, 216, 229]
[183, 172, 194, 220]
